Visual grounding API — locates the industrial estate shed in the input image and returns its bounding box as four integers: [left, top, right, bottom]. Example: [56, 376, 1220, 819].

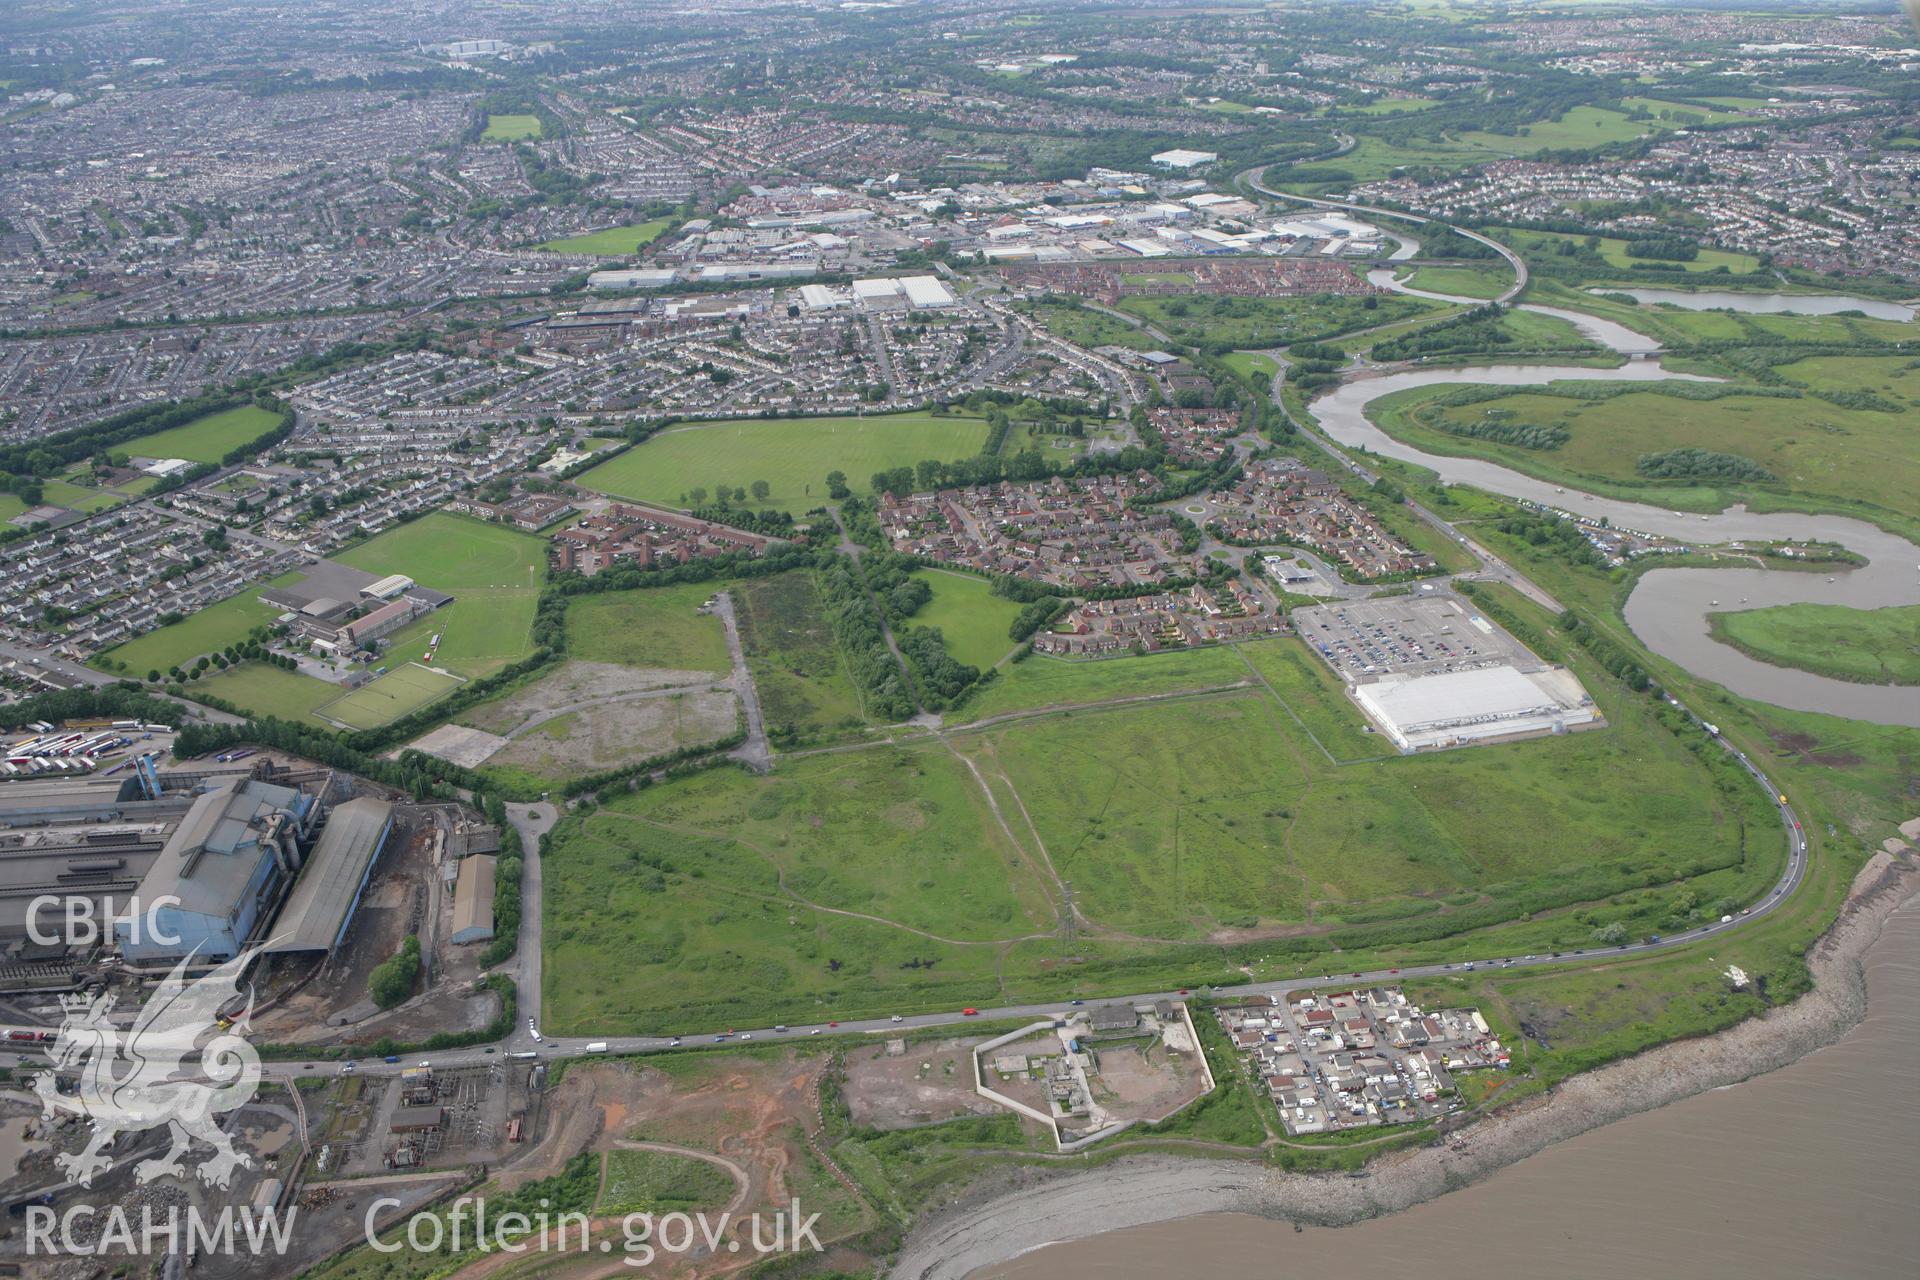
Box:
[450, 853, 497, 944]
[265, 796, 395, 953]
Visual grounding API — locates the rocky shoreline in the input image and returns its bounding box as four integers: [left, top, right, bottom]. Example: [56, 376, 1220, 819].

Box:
[890, 848, 1920, 1280]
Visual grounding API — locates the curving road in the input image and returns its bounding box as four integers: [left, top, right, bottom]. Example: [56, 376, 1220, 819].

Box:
[1238, 163, 1528, 303]
[1, 186, 1819, 1090]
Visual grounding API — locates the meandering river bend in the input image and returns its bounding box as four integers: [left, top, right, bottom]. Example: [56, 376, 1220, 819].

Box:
[1333, 278, 1920, 726]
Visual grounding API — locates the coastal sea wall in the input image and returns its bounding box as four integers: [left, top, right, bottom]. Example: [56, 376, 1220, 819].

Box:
[891, 846, 1920, 1280]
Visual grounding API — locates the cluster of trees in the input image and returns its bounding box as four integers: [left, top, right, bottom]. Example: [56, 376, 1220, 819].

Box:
[682, 480, 772, 507]
[1635, 447, 1775, 483]
[0, 685, 188, 734]
[1558, 611, 1649, 691]
[137, 628, 297, 686]
[897, 626, 980, 708]
[816, 556, 915, 721]
[1812, 387, 1904, 414]
[1418, 227, 1504, 261]
[865, 431, 1162, 499]
[1436, 414, 1569, 451]
[1284, 351, 1346, 393]
[1488, 511, 1609, 570]
[1623, 235, 1700, 262]
[686, 504, 796, 539]
[1008, 596, 1070, 642]
[838, 528, 985, 712]
[1373, 304, 1520, 362]
[368, 936, 422, 1009]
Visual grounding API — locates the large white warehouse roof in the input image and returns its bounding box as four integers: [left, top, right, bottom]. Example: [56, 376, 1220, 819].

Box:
[1354, 665, 1595, 751]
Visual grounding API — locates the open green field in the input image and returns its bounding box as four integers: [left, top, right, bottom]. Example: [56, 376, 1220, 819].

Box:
[1621, 97, 1759, 126]
[907, 569, 1024, 670]
[192, 662, 340, 724]
[1711, 602, 1920, 687]
[1338, 97, 1437, 116]
[734, 570, 870, 745]
[121, 404, 279, 464]
[0, 493, 27, 522]
[1495, 226, 1764, 276]
[316, 662, 465, 730]
[42, 478, 137, 514]
[1397, 263, 1513, 300]
[481, 113, 542, 141]
[336, 514, 546, 677]
[1368, 355, 1920, 525]
[542, 624, 1772, 1028]
[1266, 135, 1505, 193]
[537, 218, 672, 255]
[94, 570, 300, 675]
[566, 581, 731, 673]
[1118, 292, 1444, 349]
[1220, 351, 1279, 384]
[1456, 106, 1654, 155]
[577, 413, 991, 509]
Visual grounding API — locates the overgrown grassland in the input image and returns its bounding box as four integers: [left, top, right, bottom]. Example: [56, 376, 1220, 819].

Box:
[1711, 602, 1920, 687]
[1364, 355, 1920, 528]
[733, 569, 871, 744]
[960, 645, 1256, 720]
[544, 605, 1774, 1030]
[540, 745, 1055, 1032]
[566, 581, 732, 673]
[1119, 292, 1444, 349]
[597, 1149, 735, 1213]
[1397, 264, 1513, 300]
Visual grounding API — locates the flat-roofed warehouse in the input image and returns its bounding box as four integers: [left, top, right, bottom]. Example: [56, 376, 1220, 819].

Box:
[1354, 666, 1596, 752]
[263, 797, 394, 954]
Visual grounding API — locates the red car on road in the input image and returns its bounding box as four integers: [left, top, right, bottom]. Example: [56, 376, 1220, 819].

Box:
[962, 1008, 979, 1016]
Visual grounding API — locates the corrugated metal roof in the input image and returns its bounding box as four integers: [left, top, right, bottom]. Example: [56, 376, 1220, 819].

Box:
[137, 778, 300, 920]
[451, 853, 496, 941]
[263, 797, 393, 953]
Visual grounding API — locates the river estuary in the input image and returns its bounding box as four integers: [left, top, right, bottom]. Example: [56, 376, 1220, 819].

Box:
[984, 892, 1920, 1280]
[958, 280, 1920, 1278]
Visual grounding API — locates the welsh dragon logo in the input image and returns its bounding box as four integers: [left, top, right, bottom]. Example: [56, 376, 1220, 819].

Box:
[34, 947, 264, 1189]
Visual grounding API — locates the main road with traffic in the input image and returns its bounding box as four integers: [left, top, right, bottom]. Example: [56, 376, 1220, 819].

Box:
[5, 170, 1814, 1087]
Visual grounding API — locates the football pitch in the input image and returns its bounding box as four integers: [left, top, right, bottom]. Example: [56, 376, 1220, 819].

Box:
[316, 662, 465, 730]
[576, 412, 990, 509]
